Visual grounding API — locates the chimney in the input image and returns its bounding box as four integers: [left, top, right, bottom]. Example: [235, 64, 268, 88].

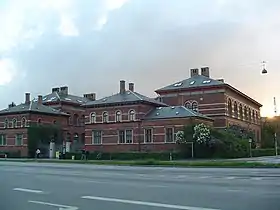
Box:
[25, 93, 30, 104]
[38, 95, 43, 104]
[8, 102, 16, 108]
[190, 68, 199, 77]
[60, 86, 68, 95]
[201, 67, 210, 77]
[52, 87, 60, 93]
[128, 83, 134, 92]
[83, 93, 96, 101]
[120, 80, 126, 94]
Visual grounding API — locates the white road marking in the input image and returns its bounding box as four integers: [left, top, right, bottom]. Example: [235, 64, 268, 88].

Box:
[28, 200, 78, 210]
[177, 175, 187, 178]
[199, 176, 210, 179]
[251, 177, 263, 181]
[225, 177, 235, 180]
[13, 188, 44, 194]
[81, 196, 220, 210]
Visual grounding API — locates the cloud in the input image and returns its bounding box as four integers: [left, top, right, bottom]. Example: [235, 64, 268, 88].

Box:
[0, 58, 17, 85]
[0, 0, 280, 117]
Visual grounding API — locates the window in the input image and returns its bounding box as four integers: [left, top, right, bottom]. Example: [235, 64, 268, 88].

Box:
[73, 114, 79, 126]
[0, 134, 6, 146]
[125, 129, 133, 143]
[21, 117, 27, 128]
[128, 110, 135, 121]
[185, 102, 191, 109]
[37, 118, 42, 125]
[115, 111, 122, 122]
[119, 129, 133, 144]
[102, 111, 109, 123]
[90, 112, 96, 123]
[12, 118, 17, 128]
[92, 130, 102, 145]
[53, 120, 57, 124]
[15, 134, 23, 146]
[144, 128, 153, 143]
[4, 119, 8, 128]
[192, 101, 198, 112]
[165, 127, 174, 143]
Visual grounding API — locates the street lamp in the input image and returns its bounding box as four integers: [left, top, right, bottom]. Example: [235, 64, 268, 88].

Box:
[261, 61, 267, 74]
[248, 138, 252, 157]
[274, 132, 278, 156]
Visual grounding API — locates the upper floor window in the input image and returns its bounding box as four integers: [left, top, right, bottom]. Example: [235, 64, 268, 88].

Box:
[191, 101, 198, 112]
[12, 118, 17, 128]
[184, 101, 191, 109]
[37, 118, 42, 125]
[73, 114, 79, 126]
[4, 119, 8, 128]
[128, 110, 135, 121]
[53, 120, 57, 124]
[102, 111, 109, 123]
[90, 112, 96, 123]
[21, 117, 27, 128]
[115, 111, 122, 122]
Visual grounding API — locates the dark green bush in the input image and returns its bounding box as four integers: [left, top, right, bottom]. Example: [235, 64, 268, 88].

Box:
[252, 148, 279, 157]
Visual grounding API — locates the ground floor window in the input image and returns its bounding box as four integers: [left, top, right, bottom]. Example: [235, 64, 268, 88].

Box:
[15, 134, 23, 146]
[92, 130, 102, 145]
[144, 128, 153, 143]
[119, 129, 133, 144]
[0, 134, 7, 146]
[165, 127, 174, 143]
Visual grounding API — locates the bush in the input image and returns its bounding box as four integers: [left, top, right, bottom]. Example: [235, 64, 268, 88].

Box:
[252, 148, 279, 157]
[0, 150, 21, 158]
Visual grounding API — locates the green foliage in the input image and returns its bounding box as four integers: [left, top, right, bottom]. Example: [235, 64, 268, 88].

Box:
[261, 123, 276, 148]
[27, 124, 63, 158]
[252, 148, 279, 157]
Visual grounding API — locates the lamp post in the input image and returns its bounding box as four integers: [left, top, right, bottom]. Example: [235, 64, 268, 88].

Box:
[248, 138, 252, 157]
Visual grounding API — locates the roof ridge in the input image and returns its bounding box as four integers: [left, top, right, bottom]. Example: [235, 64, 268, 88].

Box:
[55, 92, 61, 100]
[128, 90, 143, 100]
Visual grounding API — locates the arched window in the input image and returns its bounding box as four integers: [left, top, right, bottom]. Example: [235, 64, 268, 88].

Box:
[102, 111, 108, 123]
[239, 104, 243, 119]
[80, 114, 85, 125]
[256, 112, 259, 123]
[252, 110, 255, 123]
[53, 120, 57, 124]
[4, 118, 8, 128]
[37, 118, 42, 125]
[115, 110, 122, 122]
[12, 118, 17, 128]
[233, 101, 238, 118]
[90, 112, 96, 123]
[21, 117, 27, 128]
[128, 110, 135, 121]
[244, 106, 248, 121]
[227, 98, 232, 116]
[73, 133, 79, 143]
[248, 108, 252, 122]
[184, 101, 191, 109]
[191, 101, 198, 112]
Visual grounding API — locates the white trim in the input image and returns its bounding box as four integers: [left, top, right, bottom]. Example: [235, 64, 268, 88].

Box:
[115, 110, 122, 122]
[128, 109, 136, 121]
[118, 129, 134, 144]
[144, 128, 153, 143]
[90, 112, 96, 123]
[102, 111, 109, 123]
[21, 117, 27, 128]
[12, 118, 17, 128]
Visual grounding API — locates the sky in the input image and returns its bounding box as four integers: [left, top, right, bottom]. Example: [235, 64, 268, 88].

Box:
[0, 0, 280, 117]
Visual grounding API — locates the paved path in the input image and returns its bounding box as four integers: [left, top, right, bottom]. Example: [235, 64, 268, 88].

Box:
[0, 161, 280, 210]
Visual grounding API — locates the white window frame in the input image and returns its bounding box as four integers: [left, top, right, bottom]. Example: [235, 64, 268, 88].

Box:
[90, 112, 96, 123]
[184, 101, 191, 109]
[102, 111, 109, 123]
[15, 134, 23, 146]
[118, 129, 133, 144]
[191, 101, 198, 112]
[21, 117, 27, 128]
[144, 128, 153, 143]
[92, 130, 102, 145]
[12, 118, 17, 128]
[4, 118, 8, 128]
[115, 110, 122, 122]
[165, 127, 175, 143]
[128, 109, 136, 121]
[0, 134, 7, 146]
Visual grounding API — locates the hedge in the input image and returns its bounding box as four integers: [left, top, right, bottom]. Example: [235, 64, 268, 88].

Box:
[252, 148, 279, 157]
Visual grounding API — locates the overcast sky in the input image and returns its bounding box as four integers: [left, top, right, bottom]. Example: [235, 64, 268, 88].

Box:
[0, 0, 280, 116]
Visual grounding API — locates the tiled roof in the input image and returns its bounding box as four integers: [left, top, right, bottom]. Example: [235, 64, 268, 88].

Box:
[155, 75, 224, 92]
[37, 92, 90, 105]
[144, 106, 213, 120]
[0, 101, 69, 116]
[84, 90, 168, 107]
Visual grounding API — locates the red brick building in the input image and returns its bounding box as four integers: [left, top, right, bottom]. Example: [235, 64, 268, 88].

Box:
[0, 93, 69, 157]
[155, 67, 262, 143]
[83, 81, 213, 153]
[40, 86, 93, 151]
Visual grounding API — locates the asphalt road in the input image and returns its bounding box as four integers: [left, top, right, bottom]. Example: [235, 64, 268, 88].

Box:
[0, 162, 280, 210]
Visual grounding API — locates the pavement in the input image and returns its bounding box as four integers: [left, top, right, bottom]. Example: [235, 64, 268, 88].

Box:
[0, 161, 280, 210]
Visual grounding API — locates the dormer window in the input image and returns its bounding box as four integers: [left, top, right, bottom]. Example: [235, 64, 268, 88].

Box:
[128, 110, 136, 121]
[102, 111, 109, 123]
[173, 82, 182, 87]
[115, 111, 122, 122]
[190, 81, 195, 85]
[202, 80, 211, 84]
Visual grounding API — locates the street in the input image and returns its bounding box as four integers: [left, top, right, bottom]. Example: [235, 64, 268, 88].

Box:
[0, 161, 280, 210]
